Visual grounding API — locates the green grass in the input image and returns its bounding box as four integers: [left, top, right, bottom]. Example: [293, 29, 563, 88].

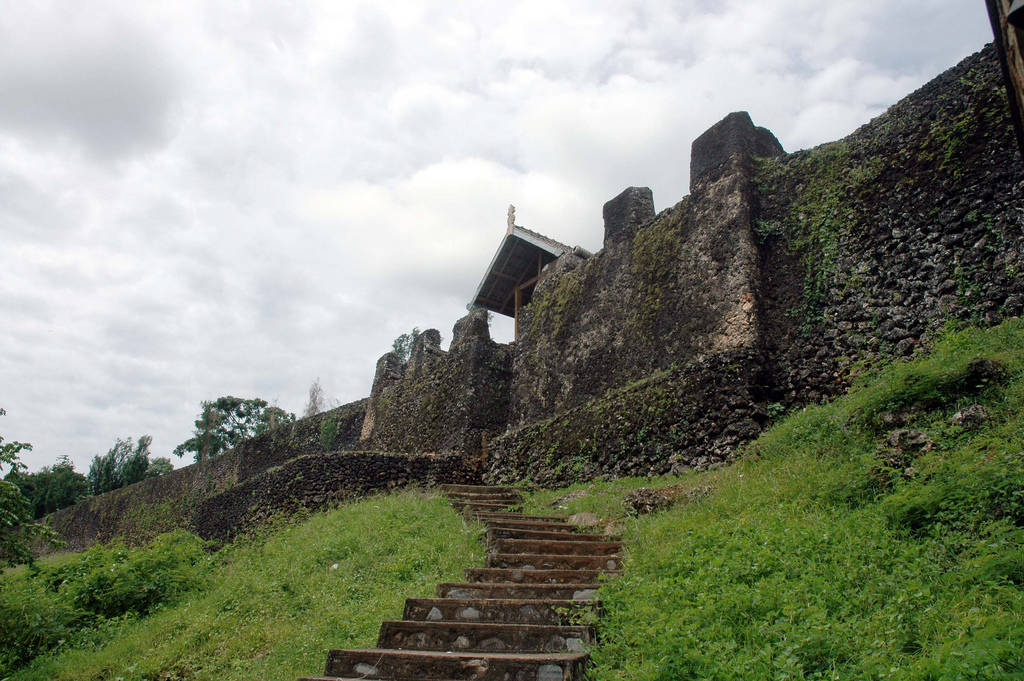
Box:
[2, 490, 484, 681]
[524, 319, 1024, 680]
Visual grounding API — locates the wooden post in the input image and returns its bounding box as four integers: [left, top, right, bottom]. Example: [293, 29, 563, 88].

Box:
[514, 286, 522, 340]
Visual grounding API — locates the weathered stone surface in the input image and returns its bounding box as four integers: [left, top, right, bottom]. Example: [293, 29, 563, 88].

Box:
[690, 111, 784, 191]
[407, 328, 444, 376]
[624, 483, 713, 516]
[603, 186, 655, 246]
[192, 450, 477, 542]
[47, 398, 368, 551]
[508, 150, 765, 433]
[404, 598, 596, 625]
[451, 307, 491, 351]
[490, 351, 766, 486]
[886, 429, 935, 454]
[952, 404, 990, 430]
[360, 312, 512, 459]
[756, 46, 1023, 414]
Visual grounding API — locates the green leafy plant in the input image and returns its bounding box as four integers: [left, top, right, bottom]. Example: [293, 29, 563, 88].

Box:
[319, 418, 339, 451]
[1, 409, 62, 566]
[174, 397, 296, 462]
[87, 436, 153, 496]
[391, 327, 421, 362]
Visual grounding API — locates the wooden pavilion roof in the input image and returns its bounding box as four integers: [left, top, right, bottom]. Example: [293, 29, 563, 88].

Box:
[471, 225, 571, 318]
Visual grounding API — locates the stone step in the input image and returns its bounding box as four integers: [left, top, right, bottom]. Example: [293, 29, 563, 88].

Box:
[440, 484, 519, 495]
[454, 497, 524, 507]
[317, 648, 588, 681]
[446, 491, 523, 501]
[486, 527, 619, 543]
[464, 568, 616, 584]
[487, 553, 621, 571]
[473, 512, 568, 523]
[483, 519, 579, 533]
[437, 582, 600, 601]
[403, 598, 600, 625]
[491, 539, 622, 556]
[450, 497, 523, 508]
[378, 620, 594, 653]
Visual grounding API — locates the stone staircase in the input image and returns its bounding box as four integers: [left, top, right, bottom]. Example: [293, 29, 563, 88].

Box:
[299, 484, 621, 681]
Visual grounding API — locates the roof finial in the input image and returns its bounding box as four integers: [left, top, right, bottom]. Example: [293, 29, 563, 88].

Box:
[507, 204, 516, 233]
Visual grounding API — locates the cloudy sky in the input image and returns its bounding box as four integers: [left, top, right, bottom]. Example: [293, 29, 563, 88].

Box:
[0, 1, 995, 473]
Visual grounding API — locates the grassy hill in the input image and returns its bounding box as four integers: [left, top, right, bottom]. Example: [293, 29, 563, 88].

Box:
[3, 320, 1022, 680]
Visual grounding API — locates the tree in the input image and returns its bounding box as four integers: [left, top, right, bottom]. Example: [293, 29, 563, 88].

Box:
[1, 408, 60, 566]
[146, 457, 173, 478]
[4, 455, 88, 519]
[304, 378, 326, 418]
[87, 435, 153, 496]
[391, 327, 421, 362]
[173, 396, 295, 462]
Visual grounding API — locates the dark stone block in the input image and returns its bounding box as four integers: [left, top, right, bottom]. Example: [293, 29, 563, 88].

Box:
[690, 111, 784, 191]
[408, 329, 444, 374]
[603, 186, 655, 246]
[370, 352, 405, 396]
[451, 308, 491, 351]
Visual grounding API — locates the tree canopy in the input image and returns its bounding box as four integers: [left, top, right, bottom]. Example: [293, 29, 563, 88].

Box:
[87, 435, 153, 496]
[4, 455, 88, 519]
[173, 396, 295, 462]
[0, 408, 60, 565]
[391, 327, 421, 362]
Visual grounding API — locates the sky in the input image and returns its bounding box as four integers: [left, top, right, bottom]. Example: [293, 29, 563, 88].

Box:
[0, 0, 996, 473]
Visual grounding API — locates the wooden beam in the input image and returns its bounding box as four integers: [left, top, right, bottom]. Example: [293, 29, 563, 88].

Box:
[475, 295, 505, 309]
[518, 274, 540, 290]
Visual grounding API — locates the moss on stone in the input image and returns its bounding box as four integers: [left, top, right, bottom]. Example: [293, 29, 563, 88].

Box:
[528, 268, 585, 338]
[754, 142, 883, 329]
[629, 204, 690, 333]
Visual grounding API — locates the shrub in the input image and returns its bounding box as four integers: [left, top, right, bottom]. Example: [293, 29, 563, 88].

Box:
[54, 532, 209, 618]
[0, 578, 85, 675]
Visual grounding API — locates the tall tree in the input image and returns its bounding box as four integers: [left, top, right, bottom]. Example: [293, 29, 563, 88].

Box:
[145, 457, 173, 478]
[173, 396, 295, 462]
[87, 436, 153, 496]
[4, 455, 88, 519]
[304, 378, 326, 418]
[0, 408, 60, 565]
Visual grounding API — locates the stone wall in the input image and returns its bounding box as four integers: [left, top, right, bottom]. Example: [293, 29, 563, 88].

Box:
[360, 309, 513, 458]
[507, 113, 783, 429]
[488, 44, 1024, 485]
[45, 453, 237, 552]
[231, 398, 368, 481]
[193, 451, 477, 542]
[47, 398, 368, 551]
[755, 44, 1024, 408]
[488, 350, 767, 487]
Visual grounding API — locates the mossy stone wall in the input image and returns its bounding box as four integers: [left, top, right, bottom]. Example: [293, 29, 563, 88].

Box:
[755, 44, 1024, 408]
[46, 399, 369, 551]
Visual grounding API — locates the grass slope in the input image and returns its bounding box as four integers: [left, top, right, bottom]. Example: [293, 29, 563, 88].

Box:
[3, 491, 483, 681]
[523, 320, 1024, 680]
